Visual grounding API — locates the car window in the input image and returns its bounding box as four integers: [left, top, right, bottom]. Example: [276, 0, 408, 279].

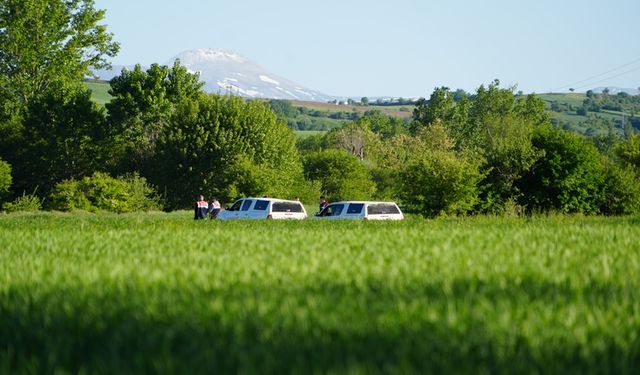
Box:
[328, 204, 344, 216]
[241, 200, 254, 211]
[272, 202, 303, 213]
[254, 200, 269, 211]
[227, 200, 242, 211]
[367, 203, 400, 215]
[347, 203, 364, 214]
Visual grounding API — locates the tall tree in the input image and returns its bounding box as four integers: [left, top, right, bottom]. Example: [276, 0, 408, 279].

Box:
[0, 0, 118, 196]
[106, 61, 204, 173]
[0, 0, 119, 104]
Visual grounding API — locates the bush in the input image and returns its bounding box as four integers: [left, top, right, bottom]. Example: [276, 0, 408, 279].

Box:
[598, 161, 640, 215]
[0, 159, 11, 199]
[3, 192, 42, 213]
[519, 125, 605, 214]
[400, 150, 483, 217]
[50, 172, 162, 213]
[303, 149, 375, 201]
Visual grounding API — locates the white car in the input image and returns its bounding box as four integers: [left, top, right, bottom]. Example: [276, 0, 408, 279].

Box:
[313, 201, 404, 220]
[218, 198, 307, 220]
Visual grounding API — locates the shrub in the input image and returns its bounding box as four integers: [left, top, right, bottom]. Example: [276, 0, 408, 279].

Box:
[518, 125, 605, 214]
[3, 192, 42, 213]
[0, 159, 11, 199]
[397, 122, 484, 217]
[50, 172, 161, 213]
[400, 150, 483, 217]
[598, 161, 640, 215]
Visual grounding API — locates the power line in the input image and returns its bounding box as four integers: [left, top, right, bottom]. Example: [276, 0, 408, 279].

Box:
[570, 64, 640, 91]
[550, 56, 640, 92]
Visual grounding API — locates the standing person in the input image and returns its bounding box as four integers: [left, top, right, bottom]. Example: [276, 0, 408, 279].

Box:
[319, 196, 329, 212]
[209, 196, 221, 219]
[194, 195, 209, 220]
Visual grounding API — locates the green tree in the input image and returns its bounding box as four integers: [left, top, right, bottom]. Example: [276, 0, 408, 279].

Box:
[151, 95, 305, 209]
[361, 97, 369, 106]
[400, 122, 483, 217]
[615, 133, 640, 171]
[411, 87, 455, 132]
[303, 149, 375, 201]
[106, 61, 204, 172]
[0, 0, 119, 105]
[519, 125, 605, 214]
[477, 113, 542, 213]
[12, 88, 109, 196]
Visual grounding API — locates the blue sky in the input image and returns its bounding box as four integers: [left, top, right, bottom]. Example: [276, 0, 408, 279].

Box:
[94, 0, 640, 97]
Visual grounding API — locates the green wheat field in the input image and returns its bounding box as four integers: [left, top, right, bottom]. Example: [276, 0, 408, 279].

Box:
[1, 212, 639, 373]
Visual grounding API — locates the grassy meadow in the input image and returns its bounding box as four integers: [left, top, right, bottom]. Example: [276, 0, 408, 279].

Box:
[1, 212, 639, 373]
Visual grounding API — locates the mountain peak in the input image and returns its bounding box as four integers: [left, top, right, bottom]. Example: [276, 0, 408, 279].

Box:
[175, 48, 247, 64]
[165, 48, 336, 101]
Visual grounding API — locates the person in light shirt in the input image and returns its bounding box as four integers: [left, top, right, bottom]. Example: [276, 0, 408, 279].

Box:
[194, 195, 209, 220]
[209, 196, 221, 219]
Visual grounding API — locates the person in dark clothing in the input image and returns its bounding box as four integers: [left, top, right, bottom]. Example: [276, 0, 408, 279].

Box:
[209, 196, 221, 219]
[194, 195, 209, 220]
[319, 196, 329, 212]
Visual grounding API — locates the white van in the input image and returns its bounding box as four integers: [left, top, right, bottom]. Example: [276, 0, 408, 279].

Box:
[218, 198, 307, 220]
[313, 201, 404, 220]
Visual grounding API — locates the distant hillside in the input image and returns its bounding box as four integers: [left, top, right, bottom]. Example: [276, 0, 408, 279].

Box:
[540, 92, 639, 135]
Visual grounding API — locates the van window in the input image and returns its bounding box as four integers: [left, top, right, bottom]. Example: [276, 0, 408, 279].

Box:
[254, 200, 269, 211]
[347, 203, 364, 214]
[367, 203, 400, 215]
[227, 200, 242, 211]
[241, 200, 253, 211]
[327, 203, 344, 216]
[272, 202, 303, 213]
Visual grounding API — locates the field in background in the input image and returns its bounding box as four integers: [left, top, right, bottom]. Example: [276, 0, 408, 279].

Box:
[1, 212, 639, 373]
[82, 81, 639, 136]
[290, 100, 414, 119]
[84, 81, 112, 106]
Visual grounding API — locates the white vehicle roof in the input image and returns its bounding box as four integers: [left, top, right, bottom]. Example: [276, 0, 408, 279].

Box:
[236, 197, 300, 203]
[326, 201, 399, 205]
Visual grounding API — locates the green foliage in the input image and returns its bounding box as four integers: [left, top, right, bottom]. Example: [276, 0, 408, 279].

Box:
[399, 123, 483, 217]
[3, 214, 639, 373]
[303, 149, 375, 201]
[519, 125, 605, 214]
[106, 61, 204, 172]
[598, 161, 640, 215]
[411, 86, 456, 133]
[10, 88, 109, 196]
[0, 0, 119, 105]
[50, 172, 161, 213]
[0, 159, 11, 198]
[151, 95, 304, 208]
[3, 192, 42, 212]
[478, 113, 542, 213]
[615, 133, 640, 171]
[268, 99, 298, 118]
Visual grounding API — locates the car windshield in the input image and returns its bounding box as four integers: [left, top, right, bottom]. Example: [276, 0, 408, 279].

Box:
[318, 203, 345, 217]
[272, 202, 303, 213]
[228, 200, 242, 211]
[367, 203, 400, 215]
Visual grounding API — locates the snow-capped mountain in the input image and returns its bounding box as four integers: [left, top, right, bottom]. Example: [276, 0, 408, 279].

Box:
[169, 49, 336, 101]
[91, 48, 337, 101]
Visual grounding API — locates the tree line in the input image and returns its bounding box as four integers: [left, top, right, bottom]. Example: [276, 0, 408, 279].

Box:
[1, 0, 640, 216]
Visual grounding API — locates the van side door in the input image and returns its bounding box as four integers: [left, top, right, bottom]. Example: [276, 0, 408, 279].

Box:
[239, 199, 255, 218]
